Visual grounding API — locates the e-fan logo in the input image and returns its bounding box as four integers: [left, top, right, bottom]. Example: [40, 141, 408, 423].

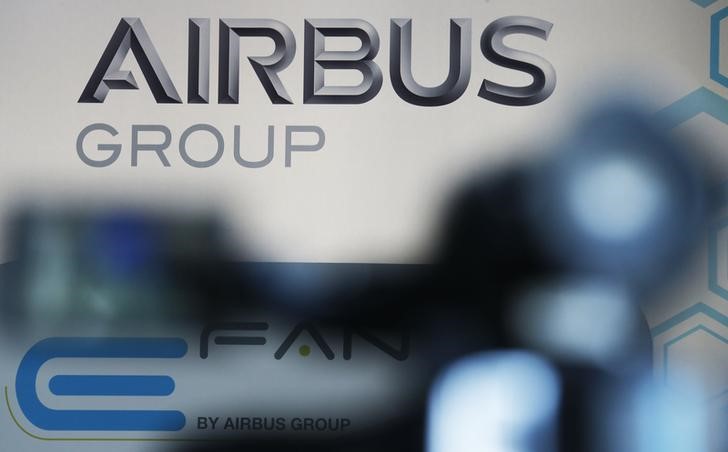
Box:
[15, 337, 187, 432]
[9, 325, 408, 438]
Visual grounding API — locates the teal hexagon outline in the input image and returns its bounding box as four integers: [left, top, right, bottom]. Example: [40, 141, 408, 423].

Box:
[655, 87, 728, 128]
[692, 0, 720, 7]
[662, 325, 728, 398]
[708, 217, 728, 300]
[652, 303, 728, 399]
[711, 7, 728, 88]
[651, 302, 728, 337]
[655, 1, 728, 129]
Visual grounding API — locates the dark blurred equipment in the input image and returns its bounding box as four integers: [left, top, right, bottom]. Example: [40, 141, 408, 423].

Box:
[438, 106, 707, 321]
[428, 106, 710, 452]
